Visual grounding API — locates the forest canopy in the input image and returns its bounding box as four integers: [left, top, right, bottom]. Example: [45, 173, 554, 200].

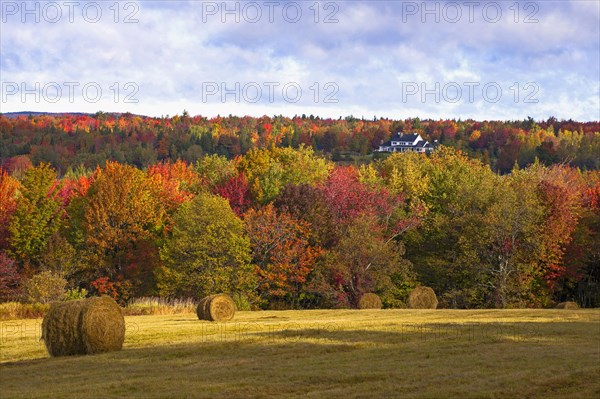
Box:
[1, 113, 598, 175]
[1, 113, 599, 309]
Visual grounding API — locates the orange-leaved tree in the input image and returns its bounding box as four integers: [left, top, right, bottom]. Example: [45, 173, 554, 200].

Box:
[244, 204, 322, 308]
[74, 162, 165, 298]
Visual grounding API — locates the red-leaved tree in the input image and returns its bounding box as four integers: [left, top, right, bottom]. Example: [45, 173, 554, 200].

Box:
[0, 253, 21, 300]
[0, 169, 20, 250]
[215, 173, 252, 217]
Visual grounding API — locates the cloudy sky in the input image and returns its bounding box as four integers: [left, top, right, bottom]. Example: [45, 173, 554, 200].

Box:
[1, 0, 599, 120]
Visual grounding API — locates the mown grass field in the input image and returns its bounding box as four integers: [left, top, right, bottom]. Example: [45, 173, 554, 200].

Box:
[1, 309, 599, 398]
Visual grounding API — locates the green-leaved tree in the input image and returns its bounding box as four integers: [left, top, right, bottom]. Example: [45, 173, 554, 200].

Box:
[9, 164, 63, 271]
[157, 192, 254, 298]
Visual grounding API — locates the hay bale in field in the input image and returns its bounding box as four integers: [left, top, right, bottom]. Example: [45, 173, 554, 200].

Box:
[80, 296, 126, 354]
[42, 296, 125, 357]
[555, 301, 579, 309]
[196, 294, 236, 322]
[358, 293, 382, 309]
[196, 295, 215, 320]
[408, 286, 438, 309]
[41, 300, 87, 356]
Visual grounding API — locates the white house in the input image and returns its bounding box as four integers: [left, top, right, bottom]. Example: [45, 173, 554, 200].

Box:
[377, 132, 436, 153]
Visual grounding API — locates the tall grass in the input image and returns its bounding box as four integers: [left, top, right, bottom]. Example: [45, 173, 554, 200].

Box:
[0, 302, 50, 320]
[124, 297, 197, 316]
[0, 297, 197, 320]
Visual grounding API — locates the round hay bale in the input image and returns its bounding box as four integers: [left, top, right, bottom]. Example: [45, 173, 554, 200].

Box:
[555, 301, 579, 309]
[42, 300, 87, 356]
[42, 296, 125, 357]
[358, 293, 382, 309]
[80, 296, 126, 354]
[196, 294, 236, 322]
[408, 286, 438, 309]
[196, 295, 211, 320]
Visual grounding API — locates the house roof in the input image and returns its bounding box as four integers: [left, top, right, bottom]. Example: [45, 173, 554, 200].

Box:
[392, 133, 420, 142]
[380, 132, 421, 147]
[378, 132, 437, 151]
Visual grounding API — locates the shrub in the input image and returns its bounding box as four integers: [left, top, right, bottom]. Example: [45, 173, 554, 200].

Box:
[380, 281, 417, 308]
[0, 254, 21, 301]
[231, 293, 252, 311]
[25, 271, 67, 304]
[64, 288, 88, 301]
[89, 277, 118, 300]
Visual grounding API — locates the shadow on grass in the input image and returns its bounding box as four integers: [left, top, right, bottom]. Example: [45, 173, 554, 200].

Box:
[3, 320, 594, 365]
[196, 320, 596, 347]
[1, 320, 599, 399]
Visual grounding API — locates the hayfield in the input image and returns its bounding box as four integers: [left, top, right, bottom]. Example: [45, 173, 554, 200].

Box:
[1, 309, 599, 398]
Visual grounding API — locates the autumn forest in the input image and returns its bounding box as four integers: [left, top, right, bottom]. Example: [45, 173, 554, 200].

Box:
[1, 113, 599, 309]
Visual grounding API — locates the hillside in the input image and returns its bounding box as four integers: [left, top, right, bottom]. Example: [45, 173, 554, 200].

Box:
[1, 113, 599, 173]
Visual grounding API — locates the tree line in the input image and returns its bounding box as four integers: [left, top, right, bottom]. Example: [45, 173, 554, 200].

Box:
[1, 145, 598, 308]
[1, 113, 599, 176]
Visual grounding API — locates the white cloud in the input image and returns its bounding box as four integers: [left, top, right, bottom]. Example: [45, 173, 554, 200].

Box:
[0, 0, 598, 120]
